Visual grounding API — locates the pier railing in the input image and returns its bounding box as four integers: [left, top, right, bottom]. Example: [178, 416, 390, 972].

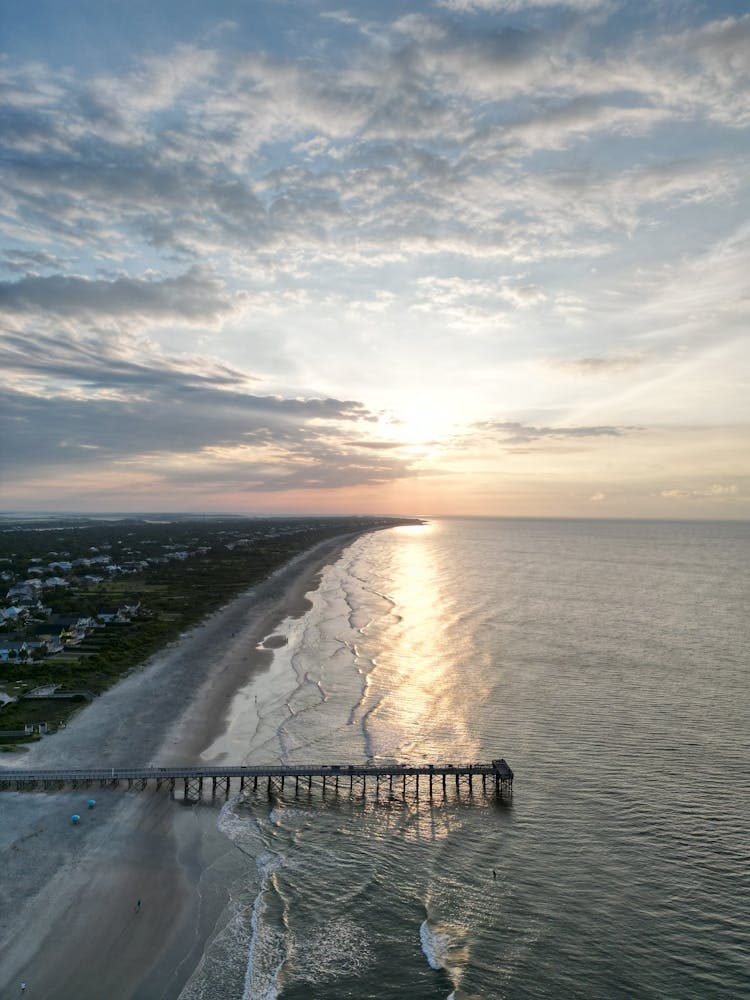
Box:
[0, 759, 513, 800]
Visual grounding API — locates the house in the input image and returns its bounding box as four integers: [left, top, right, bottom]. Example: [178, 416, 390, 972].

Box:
[121, 560, 148, 572]
[0, 640, 30, 662]
[0, 606, 24, 624]
[27, 628, 65, 654]
[6, 583, 40, 606]
[96, 602, 140, 624]
[21, 638, 51, 657]
[47, 615, 93, 644]
[72, 615, 97, 630]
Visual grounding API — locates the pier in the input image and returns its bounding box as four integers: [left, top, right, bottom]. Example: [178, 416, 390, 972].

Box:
[0, 759, 513, 801]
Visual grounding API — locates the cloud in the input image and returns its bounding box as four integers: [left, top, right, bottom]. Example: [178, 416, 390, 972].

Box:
[0, 268, 232, 321]
[0, 334, 417, 494]
[438, 0, 608, 11]
[2, 10, 747, 275]
[496, 159, 742, 241]
[659, 484, 739, 500]
[666, 14, 750, 126]
[474, 419, 631, 445]
[345, 439, 407, 450]
[2, 383, 371, 468]
[0, 248, 70, 274]
[153, 439, 414, 492]
[409, 275, 548, 329]
[546, 354, 647, 374]
[487, 99, 671, 154]
[0, 329, 256, 391]
[575, 220, 750, 362]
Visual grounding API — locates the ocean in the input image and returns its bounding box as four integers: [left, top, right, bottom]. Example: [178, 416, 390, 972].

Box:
[179, 518, 749, 999]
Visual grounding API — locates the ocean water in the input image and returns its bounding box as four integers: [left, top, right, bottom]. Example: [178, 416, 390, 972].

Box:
[180, 518, 749, 999]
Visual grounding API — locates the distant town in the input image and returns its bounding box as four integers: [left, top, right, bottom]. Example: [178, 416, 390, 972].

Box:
[0, 514, 417, 745]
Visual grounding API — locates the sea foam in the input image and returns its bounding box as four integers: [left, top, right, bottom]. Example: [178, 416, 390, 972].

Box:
[420, 918, 451, 970]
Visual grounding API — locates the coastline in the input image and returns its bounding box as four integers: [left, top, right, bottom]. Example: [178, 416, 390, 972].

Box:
[0, 529, 369, 998]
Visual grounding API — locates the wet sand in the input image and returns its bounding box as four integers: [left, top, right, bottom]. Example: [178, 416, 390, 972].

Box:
[0, 531, 365, 999]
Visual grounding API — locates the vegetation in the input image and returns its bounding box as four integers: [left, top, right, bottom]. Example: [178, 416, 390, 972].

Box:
[0, 514, 417, 737]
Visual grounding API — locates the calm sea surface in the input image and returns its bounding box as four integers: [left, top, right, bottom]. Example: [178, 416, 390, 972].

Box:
[181, 518, 749, 999]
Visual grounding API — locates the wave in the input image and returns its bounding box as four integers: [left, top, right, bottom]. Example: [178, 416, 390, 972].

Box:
[241, 852, 286, 1000]
[218, 799, 290, 1000]
[420, 918, 451, 971]
[420, 914, 469, 998]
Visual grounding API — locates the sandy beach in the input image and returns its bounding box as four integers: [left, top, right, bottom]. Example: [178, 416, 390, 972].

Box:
[0, 531, 364, 999]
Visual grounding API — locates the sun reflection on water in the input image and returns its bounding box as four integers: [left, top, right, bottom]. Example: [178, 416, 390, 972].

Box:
[370, 522, 481, 763]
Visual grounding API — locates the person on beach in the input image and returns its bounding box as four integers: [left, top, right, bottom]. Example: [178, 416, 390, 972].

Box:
[135, 899, 141, 912]
[20, 984, 26, 993]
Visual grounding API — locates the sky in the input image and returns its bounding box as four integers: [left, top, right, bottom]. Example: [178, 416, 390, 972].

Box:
[1, 0, 748, 519]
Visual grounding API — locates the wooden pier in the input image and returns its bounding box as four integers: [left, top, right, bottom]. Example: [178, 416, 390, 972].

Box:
[0, 759, 513, 802]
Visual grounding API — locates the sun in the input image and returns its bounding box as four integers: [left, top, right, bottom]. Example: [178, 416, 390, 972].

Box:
[381, 400, 460, 457]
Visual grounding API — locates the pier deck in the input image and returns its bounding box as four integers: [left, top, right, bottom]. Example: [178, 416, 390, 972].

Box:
[0, 759, 513, 800]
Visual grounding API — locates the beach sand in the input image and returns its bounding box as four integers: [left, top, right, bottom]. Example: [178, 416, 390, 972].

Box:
[0, 531, 363, 999]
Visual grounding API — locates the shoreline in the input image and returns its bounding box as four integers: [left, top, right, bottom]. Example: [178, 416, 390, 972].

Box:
[0, 528, 373, 998]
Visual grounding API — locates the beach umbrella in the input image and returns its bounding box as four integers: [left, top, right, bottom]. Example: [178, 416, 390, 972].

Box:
[71, 814, 81, 824]
[87, 799, 96, 808]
